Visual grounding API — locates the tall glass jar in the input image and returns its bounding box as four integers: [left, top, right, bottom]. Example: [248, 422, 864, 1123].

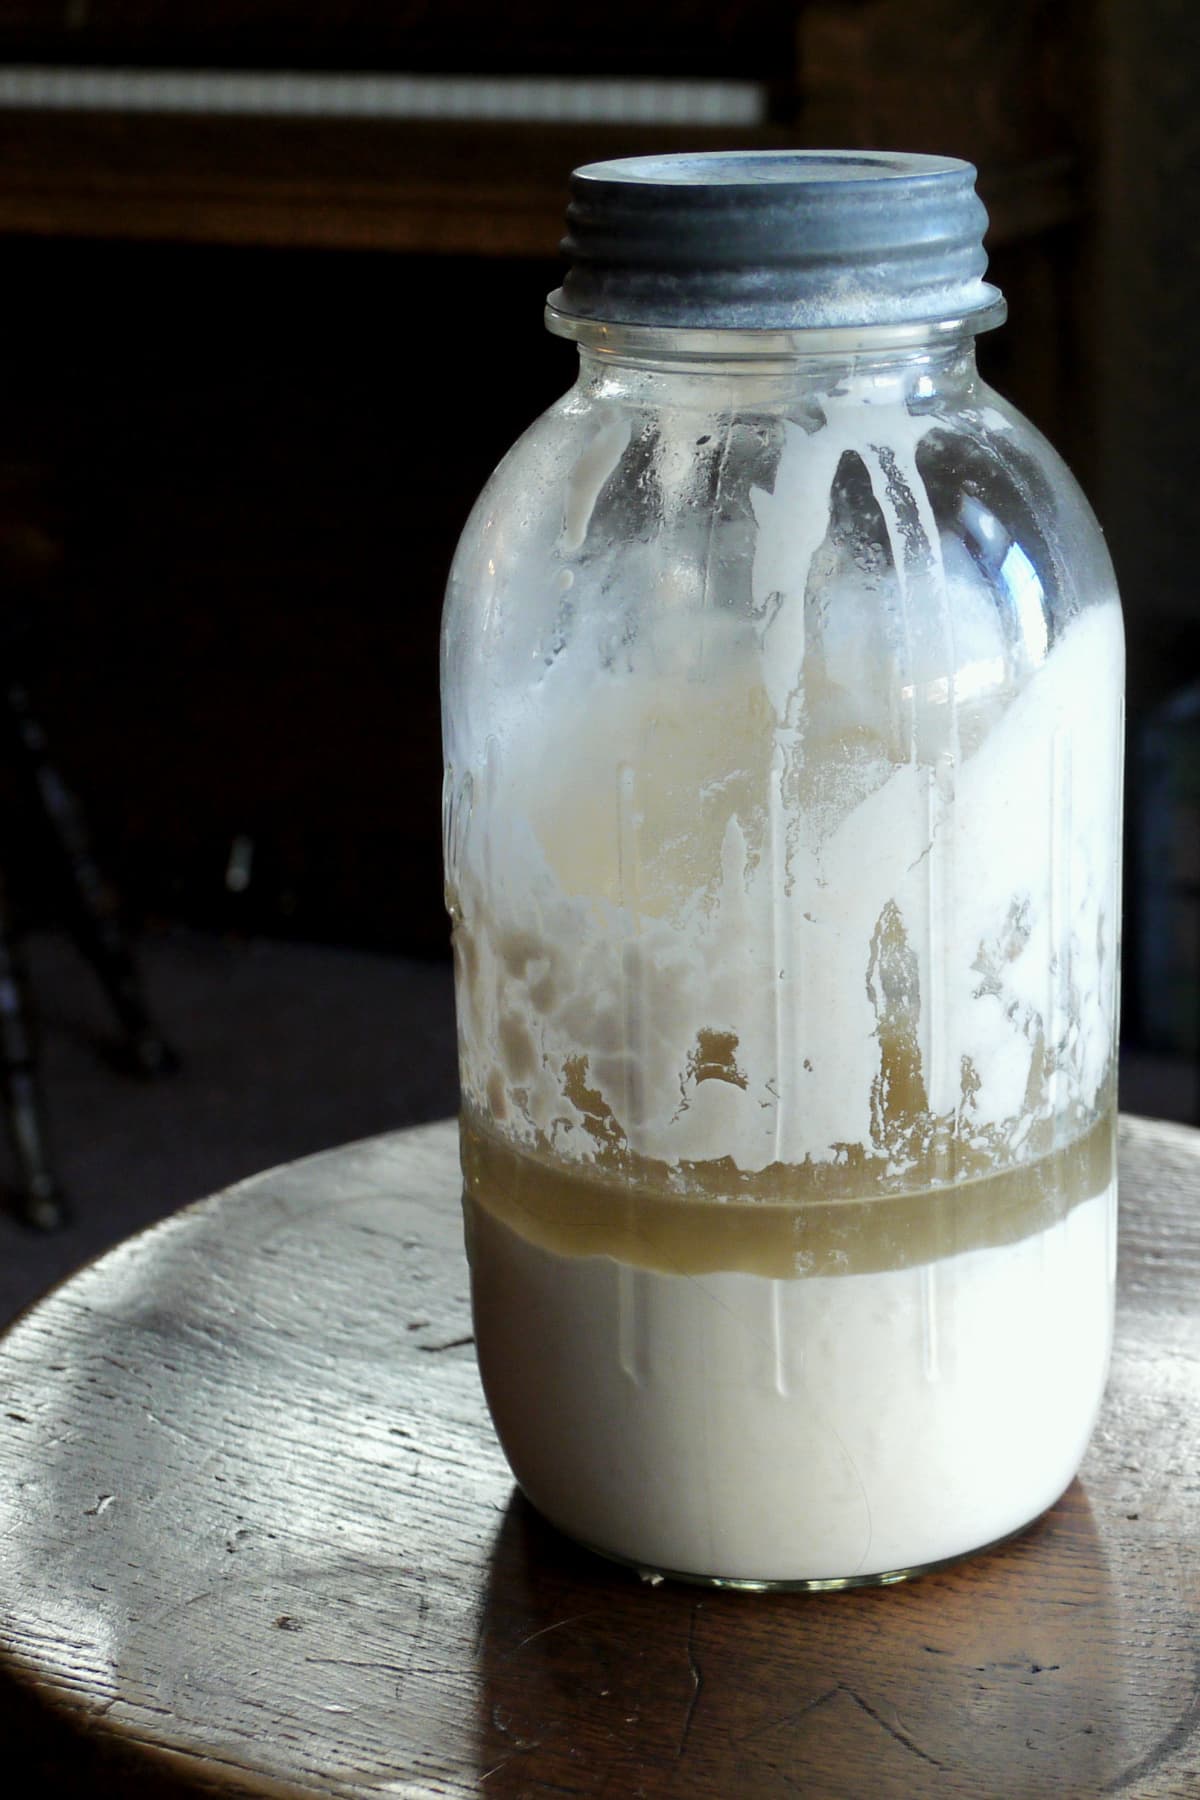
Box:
[441, 152, 1123, 1587]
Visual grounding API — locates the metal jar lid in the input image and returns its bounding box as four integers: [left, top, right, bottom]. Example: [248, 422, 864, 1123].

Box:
[548, 150, 1000, 332]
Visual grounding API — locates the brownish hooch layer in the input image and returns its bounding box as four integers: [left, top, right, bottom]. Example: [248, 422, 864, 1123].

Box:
[461, 1105, 1115, 1279]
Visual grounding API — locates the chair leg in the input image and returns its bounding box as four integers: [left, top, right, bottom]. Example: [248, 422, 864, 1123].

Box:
[6, 683, 177, 1078]
[0, 867, 68, 1231]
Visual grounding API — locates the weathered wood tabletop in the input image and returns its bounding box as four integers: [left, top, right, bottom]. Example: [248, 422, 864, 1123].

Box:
[0, 1115, 1197, 1799]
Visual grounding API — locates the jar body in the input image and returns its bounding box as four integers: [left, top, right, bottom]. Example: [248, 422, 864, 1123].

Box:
[441, 332, 1122, 1586]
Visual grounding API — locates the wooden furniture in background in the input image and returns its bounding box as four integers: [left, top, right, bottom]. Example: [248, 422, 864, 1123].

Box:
[0, 1112, 1197, 1797]
[1, 680, 179, 1230]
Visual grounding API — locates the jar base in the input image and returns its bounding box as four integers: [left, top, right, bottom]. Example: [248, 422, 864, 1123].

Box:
[545, 1510, 1042, 1593]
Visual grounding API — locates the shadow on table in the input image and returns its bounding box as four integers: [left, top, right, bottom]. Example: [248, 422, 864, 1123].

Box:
[0, 1664, 192, 1799]
[473, 1481, 1197, 1797]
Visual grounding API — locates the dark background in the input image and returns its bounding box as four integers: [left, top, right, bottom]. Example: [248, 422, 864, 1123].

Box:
[0, 0, 1198, 1309]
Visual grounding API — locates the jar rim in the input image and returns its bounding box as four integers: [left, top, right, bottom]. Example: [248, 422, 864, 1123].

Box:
[544, 292, 1008, 360]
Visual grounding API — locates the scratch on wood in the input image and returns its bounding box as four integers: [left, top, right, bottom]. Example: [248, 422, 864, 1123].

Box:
[518, 1611, 595, 1649]
[677, 1601, 703, 1759]
[479, 1753, 517, 1782]
[839, 1681, 944, 1769]
[303, 1656, 409, 1676]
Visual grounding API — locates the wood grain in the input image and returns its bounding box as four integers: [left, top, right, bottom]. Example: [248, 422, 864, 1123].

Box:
[0, 1114, 1197, 1797]
[0, 113, 769, 255]
[0, 110, 1082, 257]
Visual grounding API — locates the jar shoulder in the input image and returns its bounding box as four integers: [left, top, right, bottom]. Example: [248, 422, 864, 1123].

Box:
[442, 373, 1121, 737]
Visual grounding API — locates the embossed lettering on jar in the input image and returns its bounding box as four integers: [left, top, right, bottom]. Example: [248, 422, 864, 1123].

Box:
[441, 151, 1124, 1588]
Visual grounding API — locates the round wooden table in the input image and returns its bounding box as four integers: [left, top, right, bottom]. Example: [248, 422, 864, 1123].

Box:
[0, 1116, 1197, 1799]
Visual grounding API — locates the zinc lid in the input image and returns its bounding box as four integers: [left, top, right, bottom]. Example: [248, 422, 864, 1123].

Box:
[549, 150, 999, 332]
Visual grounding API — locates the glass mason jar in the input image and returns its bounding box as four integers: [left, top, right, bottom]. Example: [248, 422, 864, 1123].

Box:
[441, 152, 1123, 1588]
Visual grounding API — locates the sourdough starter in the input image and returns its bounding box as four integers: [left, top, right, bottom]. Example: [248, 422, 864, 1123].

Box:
[448, 392, 1123, 1581]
